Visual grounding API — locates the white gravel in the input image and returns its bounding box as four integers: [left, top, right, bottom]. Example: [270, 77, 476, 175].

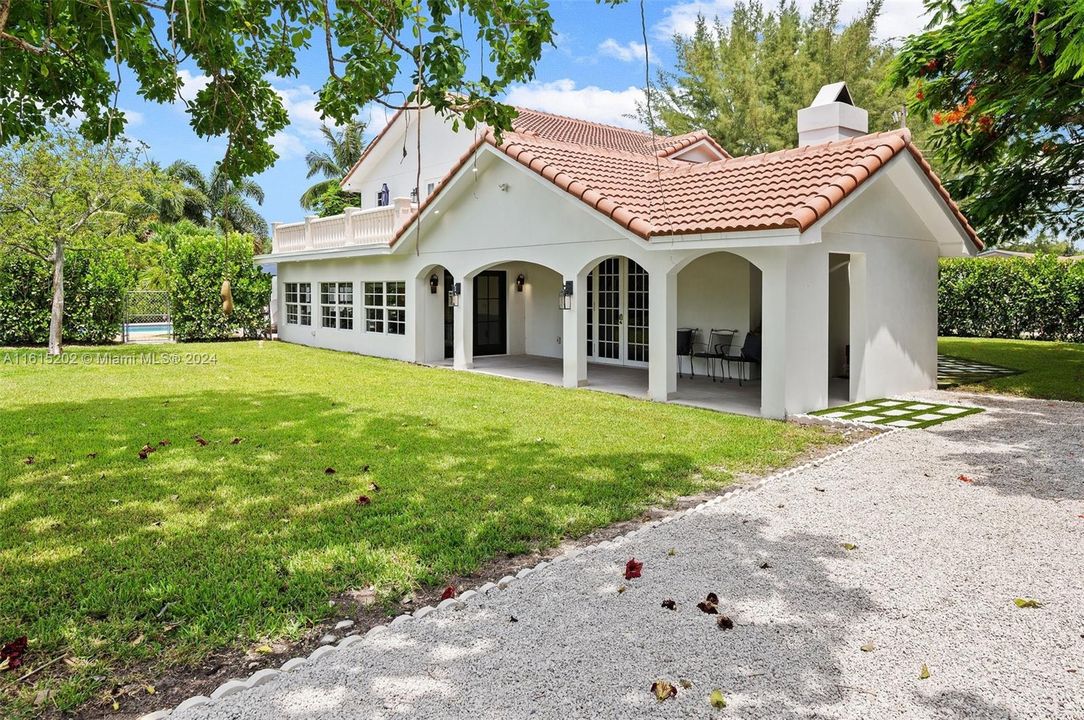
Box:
[172, 391, 1084, 720]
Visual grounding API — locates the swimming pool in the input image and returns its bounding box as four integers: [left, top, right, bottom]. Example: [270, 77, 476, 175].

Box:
[125, 323, 173, 335]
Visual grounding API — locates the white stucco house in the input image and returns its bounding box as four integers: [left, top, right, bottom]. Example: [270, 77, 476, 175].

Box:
[259, 82, 982, 419]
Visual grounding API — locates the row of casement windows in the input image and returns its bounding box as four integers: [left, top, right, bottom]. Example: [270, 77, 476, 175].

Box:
[284, 281, 406, 335]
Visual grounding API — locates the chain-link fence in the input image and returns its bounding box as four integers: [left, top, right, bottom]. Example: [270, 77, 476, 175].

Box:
[123, 291, 172, 343]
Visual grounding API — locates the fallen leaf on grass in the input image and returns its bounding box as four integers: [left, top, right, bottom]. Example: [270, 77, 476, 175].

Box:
[717, 615, 734, 630]
[651, 680, 677, 701]
[841, 543, 858, 551]
[34, 688, 54, 706]
[709, 689, 727, 709]
[86, 452, 97, 459]
[440, 586, 457, 601]
[230, 437, 242, 445]
[860, 642, 876, 652]
[0, 636, 28, 672]
[24, 456, 34, 465]
[661, 599, 677, 611]
[625, 558, 643, 580]
[697, 592, 719, 614]
[193, 435, 209, 446]
[325, 467, 336, 475]
[158, 439, 170, 447]
[355, 495, 371, 506]
[361, 464, 370, 473]
[1013, 597, 1042, 608]
[368, 482, 380, 492]
[919, 664, 931, 680]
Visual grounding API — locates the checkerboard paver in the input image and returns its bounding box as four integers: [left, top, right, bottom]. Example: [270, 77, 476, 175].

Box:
[810, 397, 983, 429]
[938, 354, 1019, 388]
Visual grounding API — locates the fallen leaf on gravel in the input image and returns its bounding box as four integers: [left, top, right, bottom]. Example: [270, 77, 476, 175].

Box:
[717, 615, 734, 630]
[759, 561, 772, 569]
[145, 686, 155, 695]
[814, 487, 825, 492]
[842, 543, 858, 551]
[919, 664, 931, 680]
[651, 680, 677, 701]
[661, 599, 677, 611]
[509, 615, 518, 623]
[617, 585, 627, 594]
[958, 474, 975, 484]
[667, 548, 676, 556]
[679, 678, 693, 689]
[698, 593, 719, 614]
[860, 642, 876, 652]
[194, 435, 209, 446]
[709, 689, 727, 709]
[1, 636, 28, 671]
[325, 467, 336, 475]
[254, 645, 273, 654]
[1013, 597, 1042, 608]
[625, 558, 643, 580]
[355, 495, 371, 506]
[440, 586, 456, 601]
[112, 699, 120, 711]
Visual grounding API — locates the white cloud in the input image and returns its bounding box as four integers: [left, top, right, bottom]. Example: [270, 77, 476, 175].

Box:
[655, 0, 928, 43]
[505, 80, 646, 129]
[269, 131, 307, 159]
[175, 69, 210, 105]
[121, 108, 144, 127]
[597, 38, 655, 63]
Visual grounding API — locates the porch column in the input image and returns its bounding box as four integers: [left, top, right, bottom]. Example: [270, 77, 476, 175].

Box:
[757, 253, 788, 419]
[647, 268, 677, 401]
[562, 270, 588, 388]
[453, 275, 474, 369]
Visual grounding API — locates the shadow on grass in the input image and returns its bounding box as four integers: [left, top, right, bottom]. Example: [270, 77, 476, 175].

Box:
[0, 389, 723, 681]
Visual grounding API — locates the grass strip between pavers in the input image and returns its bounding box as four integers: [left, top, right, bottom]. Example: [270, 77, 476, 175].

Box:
[810, 398, 984, 429]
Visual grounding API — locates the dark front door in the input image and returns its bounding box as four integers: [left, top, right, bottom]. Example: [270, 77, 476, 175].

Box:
[472, 270, 507, 356]
[443, 270, 454, 359]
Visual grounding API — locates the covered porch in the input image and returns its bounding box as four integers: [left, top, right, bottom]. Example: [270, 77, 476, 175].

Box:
[461, 354, 763, 417]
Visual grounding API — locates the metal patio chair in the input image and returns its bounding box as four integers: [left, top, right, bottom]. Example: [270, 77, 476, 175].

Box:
[691, 328, 737, 382]
[723, 330, 762, 386]
[677, 327, 698, 378]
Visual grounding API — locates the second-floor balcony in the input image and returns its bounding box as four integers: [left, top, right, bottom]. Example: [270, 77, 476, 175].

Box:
[271, 197, 415, 254]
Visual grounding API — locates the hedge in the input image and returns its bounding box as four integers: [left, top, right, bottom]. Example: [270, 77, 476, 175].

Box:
[939, 255, 1084, 341]
[165, 227, 271, 341]
[0, 249, 133, 345]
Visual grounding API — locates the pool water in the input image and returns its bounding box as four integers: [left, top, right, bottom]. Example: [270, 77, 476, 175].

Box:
[126, 323, 173, 334]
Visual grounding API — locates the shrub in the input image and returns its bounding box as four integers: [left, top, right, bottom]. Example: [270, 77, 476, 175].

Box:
[0, 249, 132, 345]
[939, 254, 1084, 341]
[164, 225, 271, 341]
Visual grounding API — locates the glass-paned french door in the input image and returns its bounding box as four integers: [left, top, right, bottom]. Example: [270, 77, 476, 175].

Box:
[585, 257, 649, 366]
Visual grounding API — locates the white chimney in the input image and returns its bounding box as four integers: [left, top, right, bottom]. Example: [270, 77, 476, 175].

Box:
[797, 82, 868, 145]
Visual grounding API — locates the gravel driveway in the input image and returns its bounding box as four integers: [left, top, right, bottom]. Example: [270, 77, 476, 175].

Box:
[172, 392, 1084, 720]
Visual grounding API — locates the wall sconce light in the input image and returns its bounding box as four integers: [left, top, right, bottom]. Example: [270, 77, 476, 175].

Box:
[515, 273, 525, 292]
[429, 273, 439, 294]
[559, 280, 573, 310]
[447, 282, 461, 308]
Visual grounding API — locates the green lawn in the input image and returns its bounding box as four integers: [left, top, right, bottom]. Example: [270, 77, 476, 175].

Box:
[938, 337, 1084, 402]
[0, 342, 835, 714]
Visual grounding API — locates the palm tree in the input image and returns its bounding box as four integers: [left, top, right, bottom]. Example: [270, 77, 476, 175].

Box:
[165, 160, 269, 238]
[300, 121, 367, 210]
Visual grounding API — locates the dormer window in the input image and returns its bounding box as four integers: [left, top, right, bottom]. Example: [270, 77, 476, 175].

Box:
[377, 183, 390, 207]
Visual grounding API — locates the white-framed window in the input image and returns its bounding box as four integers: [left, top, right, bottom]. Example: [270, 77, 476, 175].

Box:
[320, 282, 353, 330]
[425, 180, 437, 197]
[284, 282, 312, 326]
[363, 281, 406, 335]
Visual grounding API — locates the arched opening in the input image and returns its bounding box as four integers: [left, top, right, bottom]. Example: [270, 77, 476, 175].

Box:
[670, 251, 763, 416]
[416, 264, 455, 364]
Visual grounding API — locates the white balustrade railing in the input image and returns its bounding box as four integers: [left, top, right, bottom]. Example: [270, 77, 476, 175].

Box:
[271, 197, 415, 254]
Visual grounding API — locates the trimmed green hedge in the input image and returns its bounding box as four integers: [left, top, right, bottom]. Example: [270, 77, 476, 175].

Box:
[165, 227, 271, 341]
[939, 255, 1084, 341]
[0, 250, 133, 345]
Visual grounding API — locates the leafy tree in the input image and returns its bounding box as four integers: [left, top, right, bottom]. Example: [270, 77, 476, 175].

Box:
[890, 0, 1084, 247]
[0, 133, 150, 354]
[0, 0, 609, 180]
[166, 160, 269, 240]
[646, 0, 910, 156]
[302, 122, 366, 213]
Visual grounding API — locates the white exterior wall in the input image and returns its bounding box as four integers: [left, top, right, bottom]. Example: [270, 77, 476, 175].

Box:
[676, 253, 752, 376]
[343, 108, 474, 208]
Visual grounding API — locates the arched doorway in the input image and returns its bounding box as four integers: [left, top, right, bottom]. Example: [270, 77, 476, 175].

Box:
[416, 264, 455, 363]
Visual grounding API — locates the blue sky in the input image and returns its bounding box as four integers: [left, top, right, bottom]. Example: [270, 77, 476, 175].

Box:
[113, 0, 928, 228]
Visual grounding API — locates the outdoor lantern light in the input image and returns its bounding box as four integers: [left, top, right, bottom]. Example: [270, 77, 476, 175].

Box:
[515, 273, 525, 292]
[429, 273, 439, 294]
[448, 282, 461, 308]
[559, 280, 573, 310]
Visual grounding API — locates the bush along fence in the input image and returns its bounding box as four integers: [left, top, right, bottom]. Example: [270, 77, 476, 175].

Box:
[0, 249, 133, 346]
[939, 255, 1084, 341]
[165, 228, 272, 341]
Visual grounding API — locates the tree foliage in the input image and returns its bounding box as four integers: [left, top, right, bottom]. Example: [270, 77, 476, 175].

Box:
[165, 160, 269, 240]
[302, 122, 366, 213]
[890, 0, 1084, 247]
[0, 0, 611, 180]
[647, 0, 909, 156]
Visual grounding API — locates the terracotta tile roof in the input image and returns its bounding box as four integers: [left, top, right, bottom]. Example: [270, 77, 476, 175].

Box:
[385, 107, 980, 250]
